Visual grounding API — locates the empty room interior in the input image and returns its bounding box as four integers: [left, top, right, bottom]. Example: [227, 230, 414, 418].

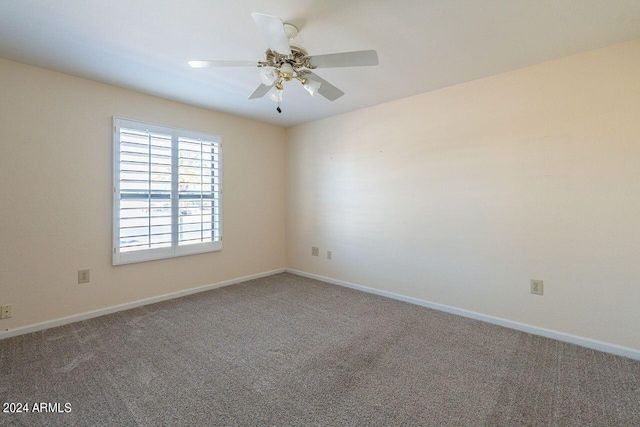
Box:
[1, 1, 640, 425]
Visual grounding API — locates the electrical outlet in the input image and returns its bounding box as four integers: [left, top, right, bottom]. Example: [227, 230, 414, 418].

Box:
[327, 251, 332, 260]
[1, 305, 12, 319]
[311, 246, 319, 257]
[78, 269, 90, 284]
[531, 279, 543, 295]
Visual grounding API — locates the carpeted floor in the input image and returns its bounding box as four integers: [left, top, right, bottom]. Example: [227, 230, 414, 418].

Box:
[1, 272, 639, 426]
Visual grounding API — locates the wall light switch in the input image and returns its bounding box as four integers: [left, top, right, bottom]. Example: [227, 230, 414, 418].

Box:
[311, 246, 319, 257]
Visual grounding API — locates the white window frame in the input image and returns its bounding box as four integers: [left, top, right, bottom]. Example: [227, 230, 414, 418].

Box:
[113, 117, 222, 265]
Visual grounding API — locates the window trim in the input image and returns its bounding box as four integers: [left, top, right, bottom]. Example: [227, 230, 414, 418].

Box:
[112, 117, 222, 265]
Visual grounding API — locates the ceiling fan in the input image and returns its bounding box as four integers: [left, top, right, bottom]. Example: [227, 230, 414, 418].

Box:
[188, 13, 379, 112]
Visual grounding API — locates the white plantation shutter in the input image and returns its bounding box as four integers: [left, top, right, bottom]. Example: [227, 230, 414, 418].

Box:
[113, 118, 222, 265]
[118, 128, 173, 253]
[178, 137, 221, 246]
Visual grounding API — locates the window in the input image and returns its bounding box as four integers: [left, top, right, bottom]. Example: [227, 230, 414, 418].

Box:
[113, 118, 222, 265]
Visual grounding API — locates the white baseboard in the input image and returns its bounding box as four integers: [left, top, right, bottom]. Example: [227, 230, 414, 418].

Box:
[0, 268, 286, 341]
[286, 269, 640, 361]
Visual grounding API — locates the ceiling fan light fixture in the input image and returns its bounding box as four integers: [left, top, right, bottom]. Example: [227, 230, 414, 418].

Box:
[259, 67, 278, 86]
[303, 79, 322, 96]
[268, 86, 283, 103]
[279, 62, 294, 81]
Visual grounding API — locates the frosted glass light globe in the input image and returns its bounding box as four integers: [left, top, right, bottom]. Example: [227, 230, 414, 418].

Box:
[260, 68, 278, 86]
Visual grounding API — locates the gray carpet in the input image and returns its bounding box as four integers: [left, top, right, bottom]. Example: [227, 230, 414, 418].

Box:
[1, 272, 639, 426]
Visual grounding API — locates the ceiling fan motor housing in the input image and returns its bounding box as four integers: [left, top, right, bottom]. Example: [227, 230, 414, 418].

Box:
[262, 46, 315, 84]
[264, 47, 312, 69]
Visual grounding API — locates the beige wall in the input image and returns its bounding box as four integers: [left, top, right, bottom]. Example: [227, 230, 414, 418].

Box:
[0, 58, 286, 330]
[286, 40, 640, 351]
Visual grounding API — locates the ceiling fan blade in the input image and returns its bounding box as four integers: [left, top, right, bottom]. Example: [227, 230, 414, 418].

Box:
[305, 72, 344, 101]
[251, 13, 292, 55]
[248, 83, 274, 99]
[188, 60, 258, 68]
[307, 50, 379, 68]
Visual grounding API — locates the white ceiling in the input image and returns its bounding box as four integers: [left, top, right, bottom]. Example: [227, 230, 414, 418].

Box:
[1, 0, 639, 128]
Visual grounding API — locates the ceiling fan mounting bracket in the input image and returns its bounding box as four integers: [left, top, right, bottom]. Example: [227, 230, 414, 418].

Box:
[283, 23, 299, 41]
